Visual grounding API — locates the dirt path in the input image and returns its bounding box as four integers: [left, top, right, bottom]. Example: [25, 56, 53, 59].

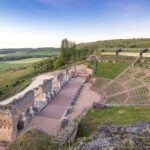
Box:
[68, 82, 101, 122]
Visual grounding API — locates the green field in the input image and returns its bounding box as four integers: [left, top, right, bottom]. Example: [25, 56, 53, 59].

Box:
[3, 49, 59, 57]
[0, 57, 56, 101]
[77, 106, 150, 138]
[0, 58, 46, 71]
[95, 62, 129, 79]
[0, 48, 60, 61]
[0, 47, 61, 101]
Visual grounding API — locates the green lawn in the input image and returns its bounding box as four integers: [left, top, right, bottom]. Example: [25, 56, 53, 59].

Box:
[95, 62, 129, 79]
[77, 106, 150, 138]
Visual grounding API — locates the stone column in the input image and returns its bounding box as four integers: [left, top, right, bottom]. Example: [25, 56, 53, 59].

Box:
[29, 106, 34, 118]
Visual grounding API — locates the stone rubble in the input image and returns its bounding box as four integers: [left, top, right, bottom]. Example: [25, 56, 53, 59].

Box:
[92, 102, 108, 110]
[74, 121, 150, 150]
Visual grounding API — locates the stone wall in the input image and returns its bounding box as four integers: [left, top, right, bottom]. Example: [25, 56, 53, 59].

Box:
[9, 90, 34, 113]
[0, 105, 18, 143]
[42, 79, 52, 95]
[0, 67, 73, 143]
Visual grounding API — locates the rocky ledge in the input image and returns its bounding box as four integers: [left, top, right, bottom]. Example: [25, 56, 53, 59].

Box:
[92, 102, 108, 111]
[74, 121, 150, 150]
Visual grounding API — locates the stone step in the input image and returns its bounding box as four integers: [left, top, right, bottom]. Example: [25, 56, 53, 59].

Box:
[51, 141, 61, 144]
[55, 135, 67, 140]
[51, 138, 64, 142]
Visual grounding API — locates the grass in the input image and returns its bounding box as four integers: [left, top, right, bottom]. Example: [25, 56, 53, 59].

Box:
[0, 48, 60, 58]
[0, 57, 88, 101]
[78, 38, 150, 51]
[102, 49, 150, 53]
[77, 106, 150, 138]
[0, 58, 45, 71]
[95, 62, 129, 79]
[87, 61, 93, 68]
[6, 128, 58, 150]
[0, 57, 54, 101]
[135, 72, 146, 79]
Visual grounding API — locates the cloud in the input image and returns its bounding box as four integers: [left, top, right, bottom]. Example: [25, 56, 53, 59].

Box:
[34, 0, 75, 7]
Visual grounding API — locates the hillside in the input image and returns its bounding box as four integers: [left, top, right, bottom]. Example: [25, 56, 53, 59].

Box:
[78, 38, 150, 51]
[0, 47, 60, 61]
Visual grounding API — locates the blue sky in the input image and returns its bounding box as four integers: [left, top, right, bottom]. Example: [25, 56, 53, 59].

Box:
[0, 0, 150, 48]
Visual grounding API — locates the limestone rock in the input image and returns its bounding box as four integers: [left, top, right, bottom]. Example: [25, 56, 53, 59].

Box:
[92, 102, 108, 110]
[74, 121, 150, 150]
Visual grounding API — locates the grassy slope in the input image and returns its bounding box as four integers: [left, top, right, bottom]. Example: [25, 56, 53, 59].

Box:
[77, 106, 150, 137]
[0, 48, 60, 58]
[95, 62, 129, 79]
[78, 38, 150, 51]
[0, 57, 53, 101]
[6, 129, 53, 150]
[0, 58, 46, 70]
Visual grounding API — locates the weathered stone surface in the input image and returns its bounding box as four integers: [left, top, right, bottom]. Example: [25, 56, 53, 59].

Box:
[9, 90, 34, 113]
[0, 67, 74, 143]
[0, 105, 18, 143]
[74, 121, 150, 150]
[61, 117, 68, 128]
[42, 79, 52, 94]
[92, 102, 108, 110]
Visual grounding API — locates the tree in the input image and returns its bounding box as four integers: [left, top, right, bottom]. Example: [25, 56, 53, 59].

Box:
[55, 39, 77, 67]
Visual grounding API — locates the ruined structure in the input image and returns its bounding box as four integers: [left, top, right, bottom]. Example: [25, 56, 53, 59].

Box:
[0, 67, 74, 144]
[0, 105, 18, 143]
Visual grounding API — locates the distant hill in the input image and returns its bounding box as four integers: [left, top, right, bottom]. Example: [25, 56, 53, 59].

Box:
[77, 38, 150, 51]
[0, 47, 60, 61]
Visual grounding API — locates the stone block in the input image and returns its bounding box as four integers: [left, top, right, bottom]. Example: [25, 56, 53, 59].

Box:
[67, 106, 72, 114]
[71, 101, 75, 106]
[61, 117, 68, 128]
[92, 102, 108, 110]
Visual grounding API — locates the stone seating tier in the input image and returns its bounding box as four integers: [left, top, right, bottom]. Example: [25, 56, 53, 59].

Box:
[104, 82, 124, 96]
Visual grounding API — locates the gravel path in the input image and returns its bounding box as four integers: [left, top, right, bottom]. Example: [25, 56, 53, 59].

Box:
[68, 82, 101, 122]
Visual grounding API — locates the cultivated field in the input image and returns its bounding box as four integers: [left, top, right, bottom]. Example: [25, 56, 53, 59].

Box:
[0, 48, 60, 58]
[0, 58, 45, 70]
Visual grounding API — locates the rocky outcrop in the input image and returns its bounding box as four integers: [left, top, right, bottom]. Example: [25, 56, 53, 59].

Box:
[92, 103, 108, 111]
[74, 121, 150, 150]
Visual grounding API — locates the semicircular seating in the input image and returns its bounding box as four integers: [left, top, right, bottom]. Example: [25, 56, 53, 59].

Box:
[92, 66, 150, 105]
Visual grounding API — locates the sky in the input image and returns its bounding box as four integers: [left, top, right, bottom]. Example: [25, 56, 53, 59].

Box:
[0, 0, 150, 48]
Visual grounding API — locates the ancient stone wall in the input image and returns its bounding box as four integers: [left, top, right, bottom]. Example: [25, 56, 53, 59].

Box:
[42, 79, 52, 95]
[0, 105, 18, 143]
[9, 90, 34, 113]
[0, 67, 73, 143]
